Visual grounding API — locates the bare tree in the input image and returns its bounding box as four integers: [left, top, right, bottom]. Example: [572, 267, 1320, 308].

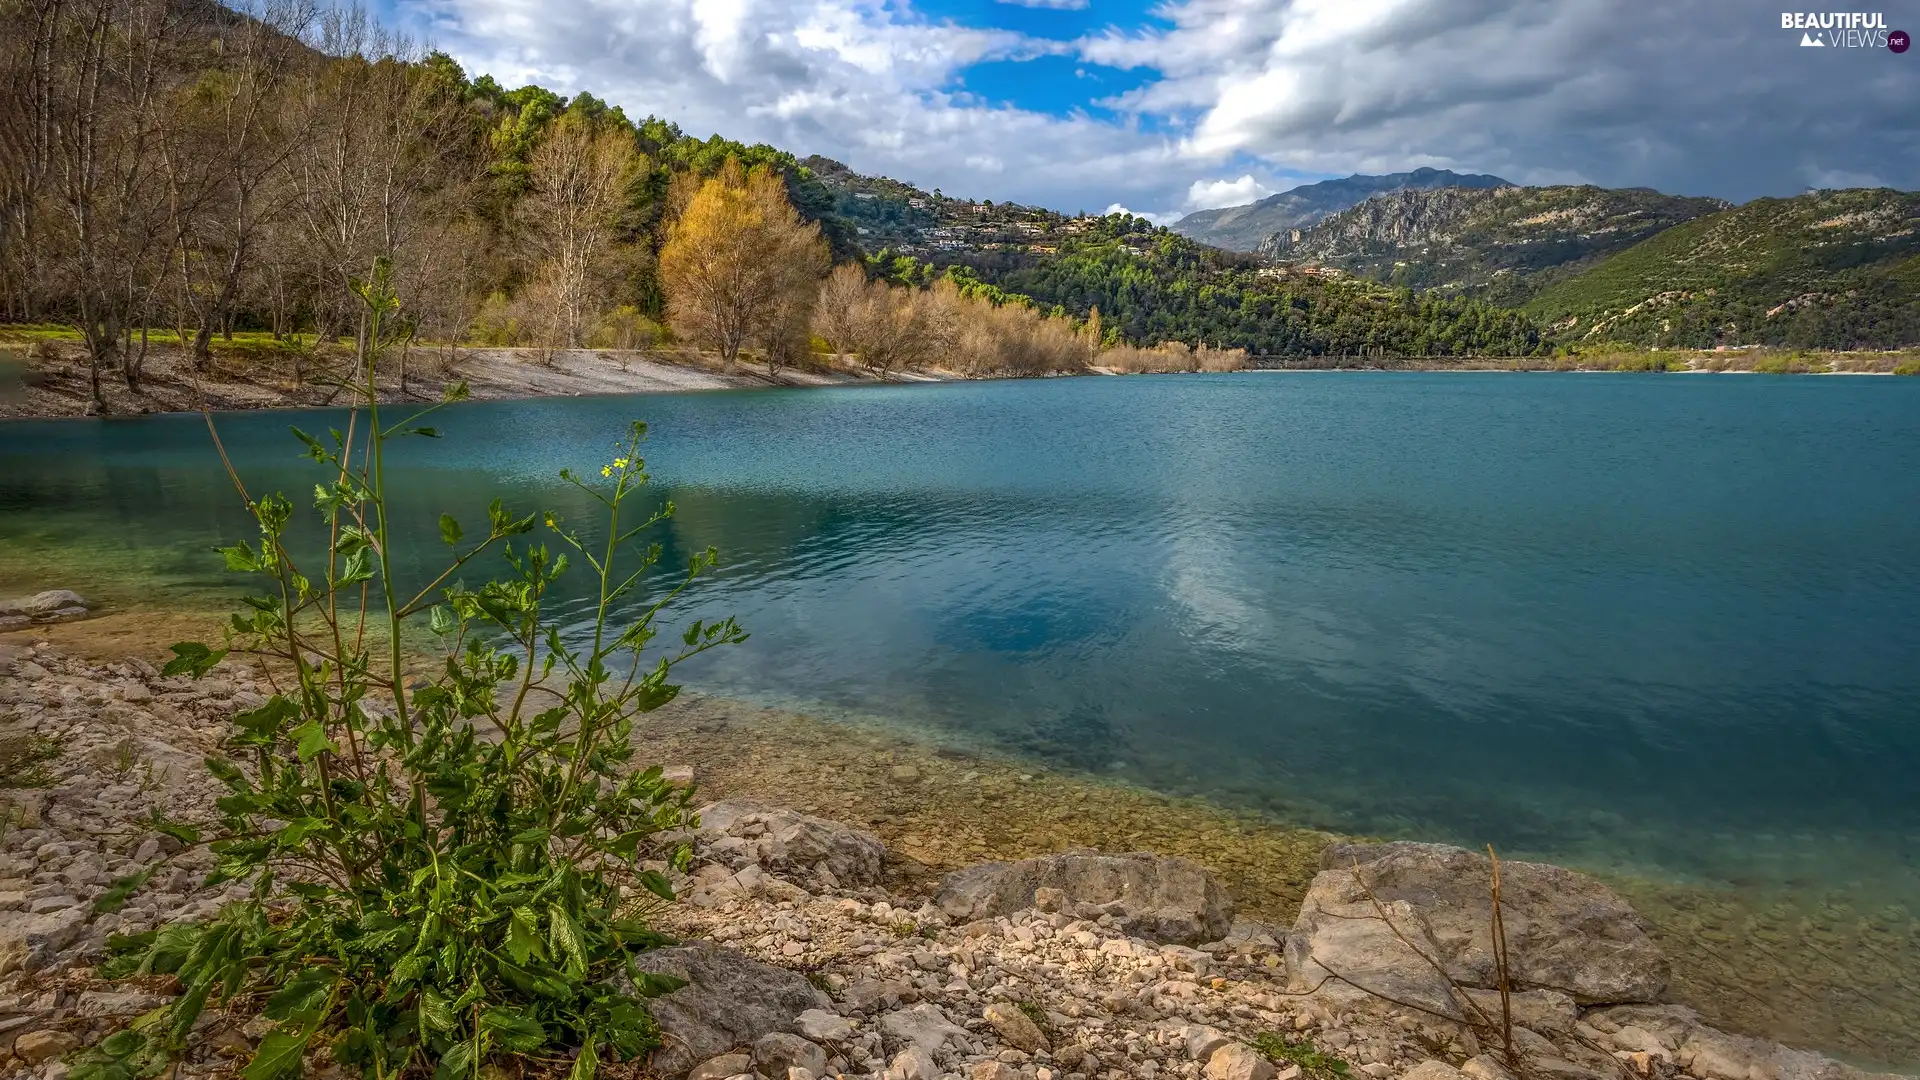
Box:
[519, 114, 636, 348]
[813, 263, 952, 376]
[43, 0, 176, 409]
[158, 0, 315, 376]
[284, 7, 462, 384]
[0, 0, 64, 325]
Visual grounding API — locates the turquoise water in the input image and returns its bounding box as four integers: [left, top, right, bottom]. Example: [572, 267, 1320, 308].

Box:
[3, 374, 1919, 891]
[8, 372, 1920, 1060]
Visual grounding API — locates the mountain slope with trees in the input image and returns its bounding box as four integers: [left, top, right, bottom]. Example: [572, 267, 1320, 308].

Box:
[1523, 188, 1920, 348]
[892, 216, 1545, 357]
[1255, 185, 1729, 303]
[0, 0, 1559, 407]
[1171, 168, 1512, 252]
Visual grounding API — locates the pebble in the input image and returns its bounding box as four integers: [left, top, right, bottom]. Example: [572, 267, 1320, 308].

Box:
[0, 643, 1871, 1080]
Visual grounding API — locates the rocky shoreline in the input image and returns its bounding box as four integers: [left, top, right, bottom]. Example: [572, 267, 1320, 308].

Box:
[0, 341, 922, 421]
[0, 638, 1908, 1080]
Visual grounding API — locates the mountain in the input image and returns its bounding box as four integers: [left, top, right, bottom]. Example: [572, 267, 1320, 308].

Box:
[1169, 168, 1512, 252]
[1255, 185, 1729, 303]
[797, 158, 1545, 356]
[1524, 188, 1920, 348]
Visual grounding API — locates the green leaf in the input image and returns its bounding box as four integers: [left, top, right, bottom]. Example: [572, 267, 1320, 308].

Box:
[478, 1005, 547, 1053]
[231, 696, 298, 746]
[504, 909, 543, 966]
[569, 1039, 598, 1080]
[438, 514, 463, 546]
[431, 1037, 474, 1080]
[92, 866, 159, 914]
[162, 642, 226, 679]
[417, 987, 457, 1033]
[291, 426, 327, 462]
[547, 902, 589, 978]
[218, 543, 261, 572]
[636, 870, 676, 902]
[334, 526, 374, 556]
[145, 810, 201, 847]
[243, 1030, 315, 1080]
[262, 966, 337, 1023]
[291, 721, 335, 762]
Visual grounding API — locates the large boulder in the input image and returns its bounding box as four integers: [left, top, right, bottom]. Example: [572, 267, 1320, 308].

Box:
[632, 942, 831, 1077]
[0, 907, 89, 977]
[935, 849, 1232, 945]
[1286, 842, 1668, 1015]
[697, 801, 888, 890]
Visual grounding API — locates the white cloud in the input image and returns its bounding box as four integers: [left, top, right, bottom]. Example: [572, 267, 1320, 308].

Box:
[1801, 165, 1886, 190]
[996, 0, 1089, 8]
[1075, 0, 1920, 200]
[397, 0, 1920, 219]
[403, 0, 1183, 211]
[1104, 202, 1184, 226]
[1184, 174, 1274, 210]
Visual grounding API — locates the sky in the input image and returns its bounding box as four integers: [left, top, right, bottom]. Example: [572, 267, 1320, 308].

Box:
[389, 0, 1920, 221]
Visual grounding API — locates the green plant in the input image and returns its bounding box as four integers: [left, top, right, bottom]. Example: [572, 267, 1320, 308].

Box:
[0, 733, 63, 789]
[1250, 1032, 1352, 1080]
[77, 260, 747, 1080]
[1895, 361, 1920, 376]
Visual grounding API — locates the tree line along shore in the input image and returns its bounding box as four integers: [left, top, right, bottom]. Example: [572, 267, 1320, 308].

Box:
[19, 0, 1911, 426]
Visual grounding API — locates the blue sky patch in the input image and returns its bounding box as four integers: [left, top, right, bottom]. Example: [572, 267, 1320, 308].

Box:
[948, 54, 1157, 117]
[911, 0, 1171, 40]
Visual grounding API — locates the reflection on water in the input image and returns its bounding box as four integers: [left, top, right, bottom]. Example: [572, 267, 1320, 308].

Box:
[3, 373, 1920, 1066]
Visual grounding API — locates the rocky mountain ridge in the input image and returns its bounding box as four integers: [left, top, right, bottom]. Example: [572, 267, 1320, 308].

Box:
[1523, 187, 1920, 348]
[1254, 186, 1729, 302]
[1171, 169, 1513, 253]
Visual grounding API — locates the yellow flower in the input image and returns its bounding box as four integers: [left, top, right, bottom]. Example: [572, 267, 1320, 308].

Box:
[612, 457, 630, 469]
[600, 466, 612, 478]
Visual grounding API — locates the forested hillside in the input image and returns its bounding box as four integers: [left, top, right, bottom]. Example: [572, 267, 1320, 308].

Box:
[1257, 186, 1728, 303]
[0, 0, 1562, 402]
[925, 216, 1544, 357]
[17, 0, 1912, 383]
[1524, 189, 1920, 348]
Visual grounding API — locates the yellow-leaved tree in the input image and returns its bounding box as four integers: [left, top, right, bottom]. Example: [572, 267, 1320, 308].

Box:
[658, 159, 828, 371]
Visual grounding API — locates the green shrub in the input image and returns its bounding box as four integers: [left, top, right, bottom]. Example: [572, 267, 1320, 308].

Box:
[588, 305, 662, 351]
[1250, 1032, 1352, 1080]
[77, 260, 746, 1080]
[0, 732, 62, 789]
[1895, 361, 1920, 376]
[469, 291, 524, 347]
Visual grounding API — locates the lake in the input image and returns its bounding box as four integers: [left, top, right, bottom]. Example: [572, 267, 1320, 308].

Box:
[4, 372, 1920, 1063]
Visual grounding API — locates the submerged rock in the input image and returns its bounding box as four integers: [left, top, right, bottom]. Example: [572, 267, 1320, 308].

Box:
[1287, 842, 1669, 1012]
[697, 800, 889, 889]
[935, 849, 1233, 945]
[0, 589, 91, 627]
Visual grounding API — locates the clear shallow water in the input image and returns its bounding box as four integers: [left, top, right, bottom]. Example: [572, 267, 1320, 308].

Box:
[5, 373, 1920, 1057]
